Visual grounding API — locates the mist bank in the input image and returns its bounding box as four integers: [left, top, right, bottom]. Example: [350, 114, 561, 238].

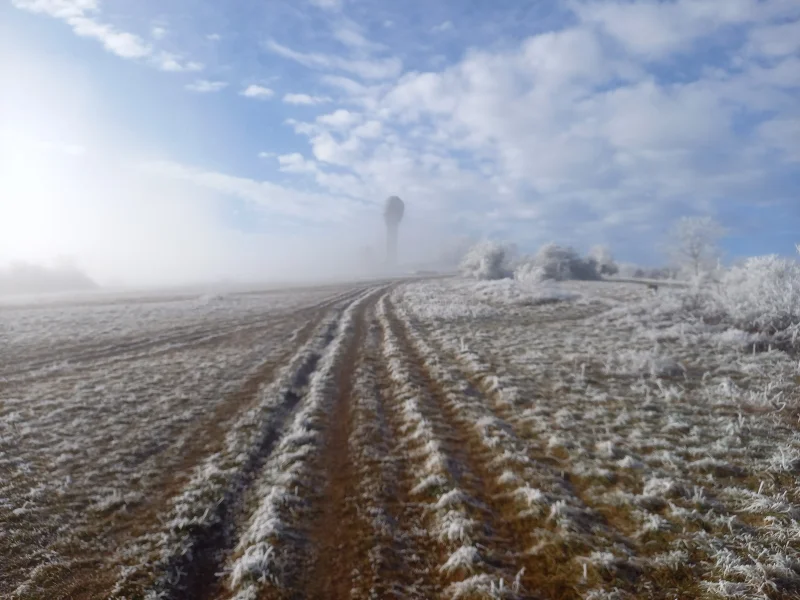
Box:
[0, 262, 98, 295]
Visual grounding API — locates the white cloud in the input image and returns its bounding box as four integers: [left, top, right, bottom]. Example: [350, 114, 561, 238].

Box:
[758, 118, 800, 163]
[746, 19, 800, 57]
[283, 93, 331, 105]
[574, 0, 798, 60]
[272, 6, 799, 246]
[12, 0, 799, 271]
[277, 153, 318, 174]
[12, 1, 206, 70]
[11, 0, 99, 19]
[142, 160, 358, 222]
[309, 131, 363, 166]
[309, 0, 342, 11]
[431, 20, 454, 33]
[317, 109, 361, 130]
[332, 20, 384, 51]
[151, 25, 167, 40]
[240, 84, 274, 99]
[206, 33, 221, 41]
[14, 2, 150, 59]
[185, 80, 228, 93]
[265, 40, 402, 80]
[65, 15, 152, 58]
[320, 75, 373, 97]
[156, 52, 204, 72]
[352, 120, 382, 139]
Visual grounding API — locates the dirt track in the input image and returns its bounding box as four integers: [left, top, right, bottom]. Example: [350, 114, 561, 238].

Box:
[2, 280, 799, 599]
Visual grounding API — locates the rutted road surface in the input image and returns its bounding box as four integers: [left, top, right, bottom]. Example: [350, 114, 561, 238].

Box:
[3, 279, 799, 599]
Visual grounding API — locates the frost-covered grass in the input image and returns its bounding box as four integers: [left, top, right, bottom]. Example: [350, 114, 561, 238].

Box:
[401, 278, 581, 321]
[400, 277, 800, 599]
[0, 286, 351, 380]
[716, 254, 800, 339]
[0, 283, 366, 598]
[5, 274, 799, 599]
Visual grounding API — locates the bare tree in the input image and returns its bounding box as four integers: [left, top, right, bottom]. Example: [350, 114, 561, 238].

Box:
[668, 216, 725, 278]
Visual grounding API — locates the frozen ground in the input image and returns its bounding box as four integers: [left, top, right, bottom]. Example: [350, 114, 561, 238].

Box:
[1, 278, 798, 599]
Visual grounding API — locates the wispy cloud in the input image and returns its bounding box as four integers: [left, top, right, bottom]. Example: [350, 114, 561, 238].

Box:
[142, 160, 359, 222]
[332, 19, 385, 51]
[185, 79, 228, 93]
[11, 0, 800, 274]
[283, 93, 331, 105]
[267, 2, 800, 249]
[317, 109, 360, 130]
[278, 153, 318, 174]
[151, 25, 167, 40]
[265, 39, 402, 80]
[308, 0, 342, 11]
[431, 20, 454, 33]
[12, 0, 203, 70]
[240, 84, 274, 99]
[63, 14, 152, 58]
[573, 0, 798, 60]
[156, 52, 204, 72]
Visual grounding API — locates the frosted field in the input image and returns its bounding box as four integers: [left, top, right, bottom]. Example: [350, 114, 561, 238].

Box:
[1, 278, 798, 599]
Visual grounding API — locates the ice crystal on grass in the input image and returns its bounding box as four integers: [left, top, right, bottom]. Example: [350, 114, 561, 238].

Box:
[445, 573, 524, 599]
[440, 545, 483, 576]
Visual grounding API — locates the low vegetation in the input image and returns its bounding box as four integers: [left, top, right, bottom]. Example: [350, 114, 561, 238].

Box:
[2, 242, 798, 599]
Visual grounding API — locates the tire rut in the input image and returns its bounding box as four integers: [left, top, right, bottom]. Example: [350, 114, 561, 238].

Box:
[293, 291, 440, 600]
[295, 292, 375, 600]
[399, 307, 645, 598]
[222, 288, 385, 600]
[19, 316, 329, 600]
[2, 288, 368, 381]
[381, 297, 534, 598]
[106, 294, 367, 600]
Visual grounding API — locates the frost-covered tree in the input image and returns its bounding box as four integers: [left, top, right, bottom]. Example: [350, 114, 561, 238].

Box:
[524, 243, 600, 281]
[588, 245, 618, 276]
[459, 241, 513, 280]
[668, 216, 725, 278]
[717, 253, 800, 335]
[533, 243, 576, 280]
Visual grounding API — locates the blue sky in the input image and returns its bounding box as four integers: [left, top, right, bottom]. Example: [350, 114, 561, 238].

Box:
[1, 0, 798, 284]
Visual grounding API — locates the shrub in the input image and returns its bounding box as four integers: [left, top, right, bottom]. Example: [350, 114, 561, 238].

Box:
[715, 254, 800, 337]
[513, 260, 546, 283]
[531, 243, 600, 281]
[588, 245, 619, 276]
[461, 241, 602, 282]
[459, 241, 513, 280]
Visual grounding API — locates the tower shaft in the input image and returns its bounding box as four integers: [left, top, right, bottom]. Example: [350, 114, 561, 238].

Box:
[386, 223, 399, 267]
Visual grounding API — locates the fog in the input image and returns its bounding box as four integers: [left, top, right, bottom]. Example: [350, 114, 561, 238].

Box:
[0, 261, 98, 295]
[0, 137, 460, 292]
[0, 154, 456, 291]
[0, 33, 463, 294]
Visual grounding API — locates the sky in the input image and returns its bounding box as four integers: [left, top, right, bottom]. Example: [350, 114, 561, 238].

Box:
[1, 0, 798, 286]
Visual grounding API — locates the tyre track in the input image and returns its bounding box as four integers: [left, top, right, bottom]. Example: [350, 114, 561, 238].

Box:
[224, 288, 383, 599]
[1, 287, 369, 382]
[299, 293, 373, 600]
[296, 291, 441, 600]
[107, 291, 371, 600]
[77, 313, 335, 598]
[380, 296, 531, 599]
[397, 302, 647, 598]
